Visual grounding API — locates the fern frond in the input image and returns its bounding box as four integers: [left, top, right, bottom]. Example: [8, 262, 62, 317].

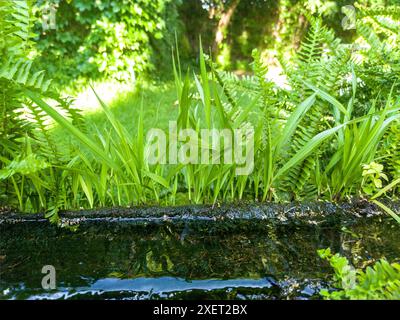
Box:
[278, 17, 351, 199]
[0, 57, 52, 91]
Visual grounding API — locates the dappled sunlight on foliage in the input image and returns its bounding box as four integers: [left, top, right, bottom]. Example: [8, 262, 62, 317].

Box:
[33, 0, 181, 86]
[72, 80, 178, 131]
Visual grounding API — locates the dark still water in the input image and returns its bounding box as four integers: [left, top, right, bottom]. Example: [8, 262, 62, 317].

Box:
[1, 213, 399, 300]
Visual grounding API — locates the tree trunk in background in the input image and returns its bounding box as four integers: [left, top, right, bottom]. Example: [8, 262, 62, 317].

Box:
[212, 0, 241, 53]
[293, 13, 308, 50]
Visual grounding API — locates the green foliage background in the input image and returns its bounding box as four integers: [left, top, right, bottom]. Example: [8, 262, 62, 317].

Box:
[33, 0, 182, 86]
[32, 0, 400, 86]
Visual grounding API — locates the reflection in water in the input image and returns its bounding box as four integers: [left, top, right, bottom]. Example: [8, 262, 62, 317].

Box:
[1, 217, 399, 299]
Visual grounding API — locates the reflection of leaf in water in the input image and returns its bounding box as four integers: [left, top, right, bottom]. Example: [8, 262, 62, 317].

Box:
[366, 231, 382, 242]
[163, 254, 174, 272]
[146, 250, 163, 273]
[267, 224, 277, 242]
[261, 257, 268, 268]
[341, 226, 361, 239]
[108, 271, 125, 278]
[145, 249, 175, 274]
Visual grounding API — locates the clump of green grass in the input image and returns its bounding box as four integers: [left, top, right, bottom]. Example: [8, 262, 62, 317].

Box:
[24, 45, 399, 215]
